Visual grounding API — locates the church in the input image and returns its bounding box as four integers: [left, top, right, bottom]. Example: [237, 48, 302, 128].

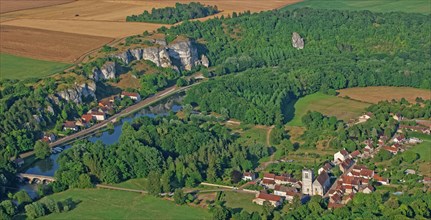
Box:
[302, 169, 331, 196]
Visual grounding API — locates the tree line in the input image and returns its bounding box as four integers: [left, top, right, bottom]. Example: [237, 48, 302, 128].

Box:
[126, 2, 219, 24]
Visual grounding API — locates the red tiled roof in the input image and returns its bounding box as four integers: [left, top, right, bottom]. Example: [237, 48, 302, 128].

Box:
[328, 202, 344, 209]
[350, 150, 361, 158]
[316, 171, 329, 185]
[243, 172, 253, 177]
[121, 91, 139, 97]
[264, 173, 276, 179]
[374, 174, 388, 183]
[262, 179, 275, 185]
[340, 149, 349, 156]
[275, 176, 287, 181]
[256, 193, 281, 202]
[64, 121, 76, 128]
[383, 146, 398, 153]
[81, 114, 93, 122]
[360, 169, 374, 178]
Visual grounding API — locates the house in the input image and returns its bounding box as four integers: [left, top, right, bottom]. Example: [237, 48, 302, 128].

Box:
[378, 136, 388, 146]
[14, 158, 25, 167]
[121, 91, 141, 101]
[350, 150, 361, 158]
[408, 137, 422, 144]
[318, 163, 333, 175]
[404, 169, 416, 175]
[242, 172, 256, 181]
[312, 171, 331, 196]
[393, 134, 406, 143]
[81, 114, 93, 123]
[75, 119, 89, 128]
[274, 185, 299, 202]
[334, 149, 350, 164]
[339, 158, 353, 173]
[41, 133, 56, 143]
[357, 112, 373, 123]
[90, 111, 106, 121]
[252, 193, 283, 207]
[423, 177, 431, 184]
[359, 169, 374, 179]
[63, 121, 78, 131]
[363, 145, 374, 154]
[392, 113, 403, 121]
[261, 179, 276, 189]
[374, 174, 389, 185]
[383, 146, 398, 155]
[263, 173, 276, 180]
[328, 202, 344, 209]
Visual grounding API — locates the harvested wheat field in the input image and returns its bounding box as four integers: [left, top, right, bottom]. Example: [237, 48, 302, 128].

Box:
[1, 0, 301, 21]
[0, 0, 74, 14]
[337, 86, 431, 103]
[0, 25, 113, 62]
[2, 19, 168, 38]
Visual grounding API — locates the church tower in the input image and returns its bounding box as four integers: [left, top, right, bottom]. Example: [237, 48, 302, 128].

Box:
[302, 169, 314, 195]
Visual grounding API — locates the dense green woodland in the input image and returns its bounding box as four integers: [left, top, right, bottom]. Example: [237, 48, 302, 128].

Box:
[173, 8, 430, 125]
[54, 115, 267, 190]
[126, 2, 219, 24]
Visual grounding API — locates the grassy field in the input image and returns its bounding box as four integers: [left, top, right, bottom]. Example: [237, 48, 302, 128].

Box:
[222, 191, 262, 214]
[40, 189, 210, 219]
[0, 53, 70, 80]
[284, 0, 431, 14]
[338, 86, 431, 104]
[286, 92, 370, 126]
[110, 178, 148, 190]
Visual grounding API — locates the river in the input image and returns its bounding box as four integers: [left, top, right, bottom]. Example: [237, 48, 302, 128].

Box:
[18, 95, 183, 196]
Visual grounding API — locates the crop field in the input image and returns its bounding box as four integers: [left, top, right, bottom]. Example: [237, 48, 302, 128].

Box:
[337, 86, 431, 104]
[284, 0, 431, 14]
[0, 25, 112, 63]
[0, 0, 300, 64]
[287, 92, 370, 126]
[0, 0, 74, 14]
[0, 53, 70, 80]
[40, 189, 210, 219]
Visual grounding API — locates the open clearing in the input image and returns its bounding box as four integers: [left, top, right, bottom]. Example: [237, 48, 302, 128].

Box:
[287, 92, 370, 126]
[223, 191, 262, 214]
[0, 53, 70, 80]
[40, 188, 210, 219]
[0, 0, 74, 14]
[0, 25, 112, 62]
[337, 86, 431, 104]
[284, 0, 431, 14]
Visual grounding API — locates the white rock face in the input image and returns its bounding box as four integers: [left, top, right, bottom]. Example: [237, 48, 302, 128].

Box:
[56, 81, 96, 104]
[109, 38, 208, 71]
[91, 62, 117, 81]
[292, 32, 304, 49]
[201, 54, 210, 68]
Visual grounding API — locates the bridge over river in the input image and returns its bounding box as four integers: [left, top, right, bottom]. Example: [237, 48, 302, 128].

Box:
[17, 173, 56, 184]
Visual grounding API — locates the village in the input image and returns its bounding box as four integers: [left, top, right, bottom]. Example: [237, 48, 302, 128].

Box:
[239, 112, 430, 209]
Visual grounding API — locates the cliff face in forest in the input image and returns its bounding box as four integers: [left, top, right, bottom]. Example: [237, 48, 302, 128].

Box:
[55, 81, 96, 104]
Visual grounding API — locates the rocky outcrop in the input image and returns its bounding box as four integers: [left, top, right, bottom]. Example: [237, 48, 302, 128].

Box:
[56, 81, 96, 104]
[91, 62, 117, 81]
[292, 32, 304, 49]
[167, 40, 200, 71]
[111, 38, 207, 71]
[201, 54, 210, 68]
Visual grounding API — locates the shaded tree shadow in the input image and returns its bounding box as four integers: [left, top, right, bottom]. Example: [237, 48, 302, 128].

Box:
[281, 95, 298, 124]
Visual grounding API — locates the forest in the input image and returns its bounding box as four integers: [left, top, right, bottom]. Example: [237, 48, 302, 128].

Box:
[54, 114, 267, 191]
[126, 2, 219, 24]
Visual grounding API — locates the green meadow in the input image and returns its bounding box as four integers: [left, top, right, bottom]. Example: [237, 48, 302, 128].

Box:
[286, 92, 369, 126]
[284, 0, 431, 14]
[40, 188, 210, 219]
[0, 53, 70, 80]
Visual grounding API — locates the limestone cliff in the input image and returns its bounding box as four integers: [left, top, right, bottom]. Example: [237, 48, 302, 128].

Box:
[111, 38, 207, 71]
[56, 81, 96, 104]
[91, 61, 117, 81]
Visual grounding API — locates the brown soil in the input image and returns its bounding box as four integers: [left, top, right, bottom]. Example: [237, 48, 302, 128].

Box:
[337, 86, 431, 104]
[0, 25, 113, 62]
[0, 0, 74, 14]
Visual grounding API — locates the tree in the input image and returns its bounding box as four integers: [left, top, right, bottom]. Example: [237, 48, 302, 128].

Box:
[161, 171, 171, 193]
[25, 202, 46, 219]
[14, 190, 32, 205]
[0, 200, 16, 217]
[176, 78, 188, 87]
[34, 141, 51, 159]
[211, 204, 230, 220]
[77, 174, 93, 188]
[262, 201, 275, 219]
[147, 171, 162, 196]
[173, 189, 186, 205]
[402, 151, 419, 163]
[40, 198, 60, 214]
[231, 170, 242, 183]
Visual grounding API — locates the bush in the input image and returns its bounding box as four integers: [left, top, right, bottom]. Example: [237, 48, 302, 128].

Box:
[25, 202, 46, 219]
